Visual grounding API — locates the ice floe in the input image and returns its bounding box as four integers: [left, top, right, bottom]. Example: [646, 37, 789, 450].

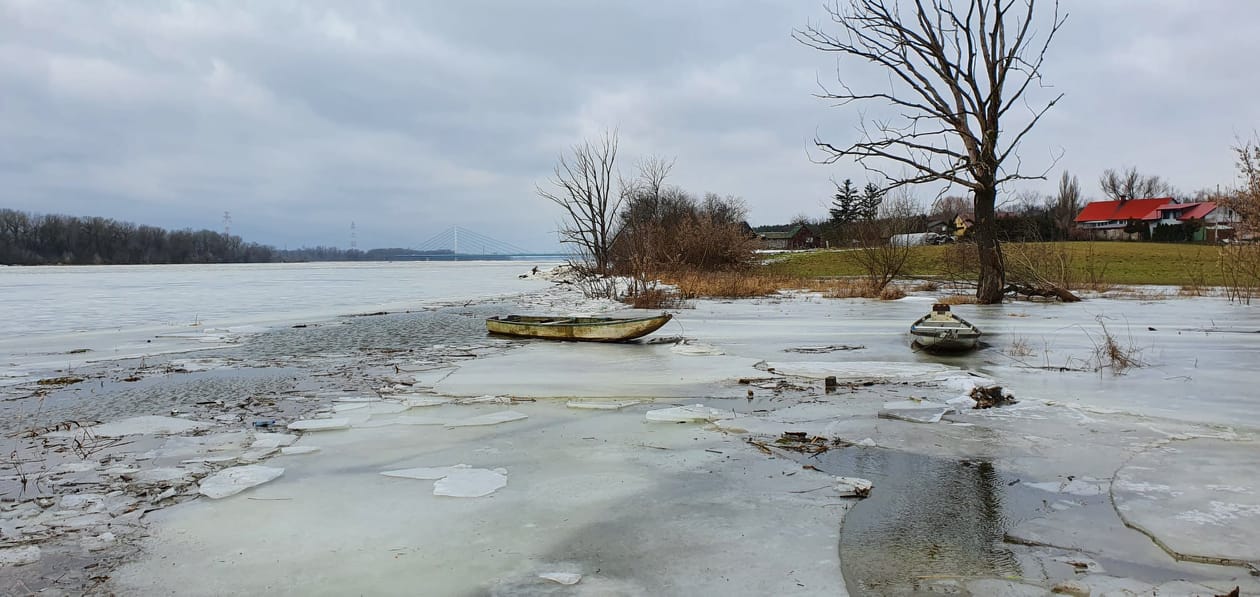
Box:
[381, 464, 508, 498]
[645, 404, 737, 423]
[198, 465, 285, 499]
[0, 545, 41, 566]
[46, 415, 212, 438]
[444, 410, 528, 428]
[835, 477, 873, 498]
[878, 400, 954, 424]
[251, 433, 297, 449]
[761, 361, 956, 381]
[538, 572, 582, 585]
[288, 418, 351, 431]
[566, 400, 641, 410]
[279, 446, 321, 456]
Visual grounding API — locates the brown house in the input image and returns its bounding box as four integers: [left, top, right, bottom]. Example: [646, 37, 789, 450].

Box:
[758, 225, 818, 250]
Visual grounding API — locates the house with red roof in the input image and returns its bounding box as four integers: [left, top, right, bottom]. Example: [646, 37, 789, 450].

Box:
[1074, 197, 1239, 241]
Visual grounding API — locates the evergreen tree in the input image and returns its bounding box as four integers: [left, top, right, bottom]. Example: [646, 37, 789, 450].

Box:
[829, 179, 861, 225]
[860, 183, 884, 221]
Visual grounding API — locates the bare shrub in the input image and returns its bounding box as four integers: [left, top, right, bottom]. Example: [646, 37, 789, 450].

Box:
[1007, 337, 1035, 358]
[1083, 317, 1146, 374]
[612, 172, 758, 276]
[1220, 243, 1260, 304]
[622, 286, 686, 309]
[1004, 241, 1075, 291]
[937, 239, 980, 290]
[851, 188, 918, 291]
[912, 280, 940, 292]
[878, 285, 907, 300]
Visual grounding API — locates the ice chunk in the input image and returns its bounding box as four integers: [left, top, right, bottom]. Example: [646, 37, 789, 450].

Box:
[280, 446, 321, 456]
[538, 572, 582, 585]
[645, 404, 735, 423]
[382, 465, 508, 498]
[125, 467, 193, 485]
[382, 465, 472, 480]
[0, 545, 40, 566]
[433, 468, 507, 498]
[81, 532, 116, 552]
[444, 410, 528, 428]
[402, 397, 452, 408]
[50, 462, 98, 474]
[457, 395, 513, 405]
[288, 418, 351, 431]
[762, 361, 955, 381]
[59, 494, 106, 512]
[877, 401, 953, 424]
[835, 476, 873, 498]
[1023, 478, 1107, 496]
[333, 396, 379, 403]
[47, 415, 212, 438]
[251, 433, 297, 449]
[198, 465, 285, 499]
[566, 400, 641, 410]
[332, 403, 369, 412]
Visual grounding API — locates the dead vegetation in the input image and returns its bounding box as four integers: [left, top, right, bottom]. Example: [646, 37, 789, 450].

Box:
[1006, 337, 1035, 358]
[748, 431, 850, 456]
[970, 386, 1017, 409]
[1086, 317, 1146, 374]
[36, 376, 84, 386]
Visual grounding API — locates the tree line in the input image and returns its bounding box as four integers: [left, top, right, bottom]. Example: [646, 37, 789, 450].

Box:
[0, 208, 420, 265]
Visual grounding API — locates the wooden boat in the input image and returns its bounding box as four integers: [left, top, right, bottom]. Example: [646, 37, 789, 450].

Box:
[910, 304, 981, 352]
[486, 313, 673, 342]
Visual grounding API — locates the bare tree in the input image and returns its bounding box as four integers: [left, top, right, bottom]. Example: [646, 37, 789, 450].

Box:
[537, 130, 624, 275]
[1224, 140, 1260, 237]
[1098, 167, 1174, 201]
[796, 0, 1065, 303]
[853, 186, 920, 292]
[1051, 170, 1081, 239]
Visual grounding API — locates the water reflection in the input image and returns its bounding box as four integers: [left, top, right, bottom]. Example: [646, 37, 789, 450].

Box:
[817, 447, 1028, 595]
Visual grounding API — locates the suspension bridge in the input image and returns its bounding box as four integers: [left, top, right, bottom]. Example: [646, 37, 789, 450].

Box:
[386, 227, 564, 261]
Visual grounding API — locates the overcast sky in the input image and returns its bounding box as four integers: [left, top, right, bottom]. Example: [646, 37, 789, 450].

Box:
[4, 1, 1259, 252]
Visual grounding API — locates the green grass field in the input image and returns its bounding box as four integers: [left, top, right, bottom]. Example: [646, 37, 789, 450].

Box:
[763, 242, 1231, 287]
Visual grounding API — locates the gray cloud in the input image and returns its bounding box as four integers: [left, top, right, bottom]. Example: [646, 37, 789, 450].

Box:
[3, 1, 1259, 251]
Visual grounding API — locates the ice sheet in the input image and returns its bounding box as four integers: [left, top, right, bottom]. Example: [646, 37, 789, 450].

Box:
[198, 465, 285, 499]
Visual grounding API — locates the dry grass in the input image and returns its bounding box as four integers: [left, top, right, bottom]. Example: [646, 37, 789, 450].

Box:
[622, 287, 687, 309]
[912, 280, 941, 292]
[660, 270, 788, 299]
[937, 294, 978, 305]
[878, 285, 907, 300]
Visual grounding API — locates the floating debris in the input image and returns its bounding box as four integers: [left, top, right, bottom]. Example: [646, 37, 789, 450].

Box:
[970, 385, 1017, 409]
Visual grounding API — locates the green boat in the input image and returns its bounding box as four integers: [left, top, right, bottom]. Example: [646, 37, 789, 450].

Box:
[486, 313, 673, 342]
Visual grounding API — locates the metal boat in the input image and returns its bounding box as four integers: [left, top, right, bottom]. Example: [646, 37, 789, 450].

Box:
[910, 304, 981, 351]
[486, 313, 672, 342]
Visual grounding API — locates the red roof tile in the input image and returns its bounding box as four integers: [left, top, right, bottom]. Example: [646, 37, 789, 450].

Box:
[1154, 201, 1217, 221]
[1074, 198, 1173, 223]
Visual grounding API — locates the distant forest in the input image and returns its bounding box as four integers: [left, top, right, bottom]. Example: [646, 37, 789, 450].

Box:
[0, 208, 427, 265]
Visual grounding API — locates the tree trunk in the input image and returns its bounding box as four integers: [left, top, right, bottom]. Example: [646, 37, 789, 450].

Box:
[973, 186, 1006, 304]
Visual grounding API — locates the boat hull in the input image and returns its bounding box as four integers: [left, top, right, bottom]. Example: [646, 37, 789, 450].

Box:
[910, 329, 980, 352]
[910, 307, 982, 352]
[486, 314, 672, 342]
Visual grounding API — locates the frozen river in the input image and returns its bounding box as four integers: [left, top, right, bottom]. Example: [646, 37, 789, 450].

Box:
[2, 262, 1259, 596]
